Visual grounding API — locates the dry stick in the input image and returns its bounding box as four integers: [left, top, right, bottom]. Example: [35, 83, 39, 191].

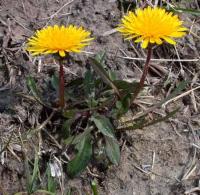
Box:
[185, 187, 200, 195]
[162, 86, 200, 107]
[44, 0, 74, 26]
[0, 131, 15, 155]
[27, 111, 55, 136]
[131, 44, 152, 103]
[118, 55, 200, 62]
[82, 51, 199, 63]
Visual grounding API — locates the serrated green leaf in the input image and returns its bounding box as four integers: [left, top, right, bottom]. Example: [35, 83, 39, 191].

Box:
[105, 137, 120, 165]
[113, 80, 139, 94]
[63, 127, 92, 146]
[91, 114, 115, 138]
[67, 135, 92, 177]
[115, 93, 131, 118]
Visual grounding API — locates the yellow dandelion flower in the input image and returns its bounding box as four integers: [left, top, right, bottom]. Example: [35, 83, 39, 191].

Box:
[117, 6, 187, 48]
[26, 25, 93, 57]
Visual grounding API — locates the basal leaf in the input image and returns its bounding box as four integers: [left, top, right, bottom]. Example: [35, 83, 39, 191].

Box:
[115, 93, 131, 118]
[118, 108, 179, 131]
[83, 70, 95, 98]
[63, 127, 92, 146]
[105, 137, 120, 165]
[67, 135, 92, 177]
[113, 80, 139, 94]
[143, 108, 179, 127]
[91, 114, 115, 138]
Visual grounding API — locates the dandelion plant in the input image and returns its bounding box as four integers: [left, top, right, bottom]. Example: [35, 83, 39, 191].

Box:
[26, 25, 93, 108]
[117, 6, 187, 102]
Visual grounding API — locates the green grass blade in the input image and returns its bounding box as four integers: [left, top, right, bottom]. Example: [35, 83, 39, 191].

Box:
[168, 7, 200, 16]
[91, 180, 99, 195]
[27, 76, 42, 101]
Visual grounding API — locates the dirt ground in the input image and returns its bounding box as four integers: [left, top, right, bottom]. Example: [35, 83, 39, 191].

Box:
[0, 0, 200, 194]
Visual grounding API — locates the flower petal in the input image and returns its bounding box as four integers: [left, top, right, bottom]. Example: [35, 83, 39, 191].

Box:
[59, 50, 66, 57]
[141, 38, 149, 48]
[162, 36, 176, 45]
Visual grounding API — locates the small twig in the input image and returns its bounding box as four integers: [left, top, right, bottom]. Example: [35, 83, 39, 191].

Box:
[0, 131, 15, 155]
[185, 187, 200, 194]
[162, 86, 200, 107]
[27, 111, 55, 137]
[87, 167, 101, 178]
[118, 55, 200, 62]
[10, 16, 32, 33]
[45, 0, 74, 26]
[181, 148, 197, 181]
[8, 146, 21, 162]
[43, 129, 62, 149]
[151, 151, 155, 171]
[81, 51, 200, 63]
[53, 59, 78, 76]
[174, 45, 184, 75]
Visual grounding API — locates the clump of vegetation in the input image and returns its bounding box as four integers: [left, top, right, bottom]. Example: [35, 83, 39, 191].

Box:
[21, 5, 188, 194]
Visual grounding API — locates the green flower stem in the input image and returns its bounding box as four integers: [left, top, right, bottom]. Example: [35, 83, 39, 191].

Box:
[131, 44, 152, 103]
[59, 59, 65, 108]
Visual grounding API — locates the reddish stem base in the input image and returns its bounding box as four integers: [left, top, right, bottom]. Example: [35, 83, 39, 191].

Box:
[59, 61, 65, 108]
[131, 45, 152, 103]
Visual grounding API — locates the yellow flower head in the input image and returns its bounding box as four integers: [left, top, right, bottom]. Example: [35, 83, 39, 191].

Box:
[117, 6, 187, 48]
[26, 25, 93, 57]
